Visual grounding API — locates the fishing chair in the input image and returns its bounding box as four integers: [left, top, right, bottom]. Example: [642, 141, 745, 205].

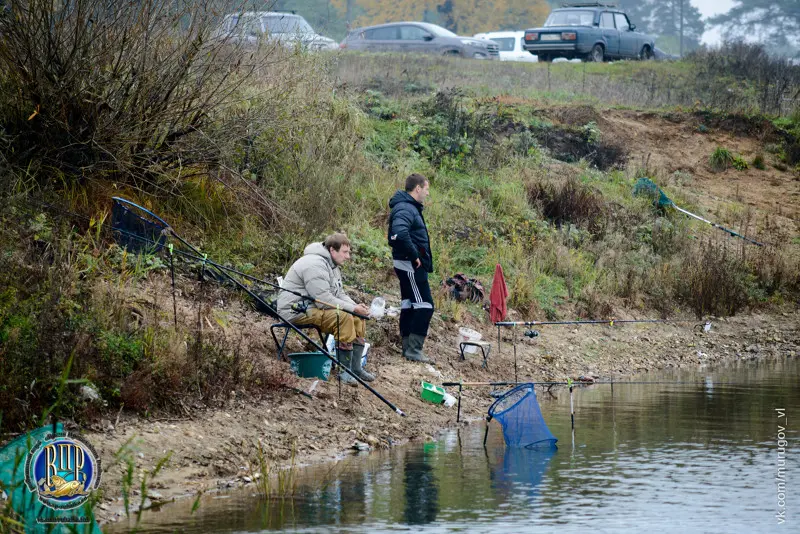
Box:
[270, 322, 326, 362]
[250, 289, 326, 361]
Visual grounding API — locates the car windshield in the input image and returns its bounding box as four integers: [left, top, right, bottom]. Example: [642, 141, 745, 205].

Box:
[491, 37, 516, 51]
[544, 10, 595, 27]
[419, 23, 457, 38]
[264, 15, 313, 34]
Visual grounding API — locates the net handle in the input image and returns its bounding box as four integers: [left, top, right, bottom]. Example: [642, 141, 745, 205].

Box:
[488, 382, 535, 419]
[112, 197, 171, 229]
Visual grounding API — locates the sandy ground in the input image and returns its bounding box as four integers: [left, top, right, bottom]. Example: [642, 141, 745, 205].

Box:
[88, 307, 799, 524]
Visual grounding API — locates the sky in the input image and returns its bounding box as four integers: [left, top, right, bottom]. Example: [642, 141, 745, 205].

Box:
[692, 0, 735, 45]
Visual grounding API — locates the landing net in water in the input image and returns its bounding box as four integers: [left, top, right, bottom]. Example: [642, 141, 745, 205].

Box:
[488, 383, 558, 449]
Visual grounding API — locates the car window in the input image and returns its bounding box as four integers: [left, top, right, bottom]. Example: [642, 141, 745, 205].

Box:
[600, 12, 614, 29]
[264, 15, 313, 34]
[223, 15, 239, 32]
[614, 13, 630, 31]
[237, 15, 263, 37]
[491, 37, 516, 52]
[398, 25, 430, 40]
[544, 9, 595, 27]
[419, 23, 457, 37]
[365, 26, 398, 40]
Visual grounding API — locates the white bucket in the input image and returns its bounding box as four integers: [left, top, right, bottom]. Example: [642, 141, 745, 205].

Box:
[458, 327, 482, 353]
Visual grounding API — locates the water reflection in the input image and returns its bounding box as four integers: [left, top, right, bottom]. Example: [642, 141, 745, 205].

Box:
[109, 356, 800, 533]
[402, 447, 439, 525]
[489, 446, 556, 501]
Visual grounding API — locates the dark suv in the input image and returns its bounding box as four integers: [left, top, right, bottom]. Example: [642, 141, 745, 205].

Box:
[523, 2, 655, 62]
[341, 22, 499, 59]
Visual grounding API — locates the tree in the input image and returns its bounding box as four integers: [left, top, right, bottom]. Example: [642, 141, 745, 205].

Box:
[709, 0, 800, 57]
[617, 0, 654, 34]
[650, 0, 705, 55]
[332, 0, 549, 35]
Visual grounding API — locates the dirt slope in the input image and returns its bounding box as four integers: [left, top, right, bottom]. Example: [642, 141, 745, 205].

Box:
[81, 107, 800, 524]
[550, 106, 800, 237]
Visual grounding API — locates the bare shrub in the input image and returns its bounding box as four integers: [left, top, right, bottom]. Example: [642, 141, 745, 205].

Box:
[688, 41, 800, 115]
[675, 238, 750, 318]
[526, 175, 607, 235]
[0, 0, 263, 191]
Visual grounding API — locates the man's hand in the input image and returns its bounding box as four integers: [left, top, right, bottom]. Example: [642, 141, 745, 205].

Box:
[353, 303, 370, 317]
[413, 258, 422, 269]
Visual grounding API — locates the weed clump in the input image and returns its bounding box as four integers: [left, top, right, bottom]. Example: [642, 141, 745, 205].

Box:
[709, 147, 734, 171]
[732, 155, 748, 170]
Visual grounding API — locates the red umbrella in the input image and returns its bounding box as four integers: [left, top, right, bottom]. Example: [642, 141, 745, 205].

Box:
[489, 263, 508, 324]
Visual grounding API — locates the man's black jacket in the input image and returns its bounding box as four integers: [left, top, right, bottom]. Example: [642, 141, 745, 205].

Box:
[387, 190, 433, 273]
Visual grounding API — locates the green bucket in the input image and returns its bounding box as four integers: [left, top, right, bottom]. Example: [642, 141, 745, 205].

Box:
[288, 352, 332, 380]
[420, 381, 445, 404]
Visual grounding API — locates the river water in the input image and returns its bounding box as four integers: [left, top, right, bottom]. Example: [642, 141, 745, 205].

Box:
[110, 356, 798, 533]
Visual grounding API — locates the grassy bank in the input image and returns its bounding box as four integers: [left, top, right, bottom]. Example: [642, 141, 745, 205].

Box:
[1, 4, 799, 434]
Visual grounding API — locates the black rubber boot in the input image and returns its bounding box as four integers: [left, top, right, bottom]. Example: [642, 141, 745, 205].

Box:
[337, 349, 358, 387]
[405, 333, 434, 364]
[352, 344, 375, 382]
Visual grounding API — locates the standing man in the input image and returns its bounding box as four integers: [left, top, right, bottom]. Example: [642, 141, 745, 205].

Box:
[388, 174, 434, 363]
[277, 233, 374, 386]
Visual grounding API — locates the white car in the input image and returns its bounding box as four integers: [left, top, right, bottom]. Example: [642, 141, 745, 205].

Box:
[213, 12, 337, 51]
[473, 31, 538, 62]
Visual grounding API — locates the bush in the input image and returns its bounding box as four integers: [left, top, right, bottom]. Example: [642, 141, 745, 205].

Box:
[0, 0, 263, 190]
[752, 154, 766, 170]
[675, 239, 751, 318]
[732, 155, 748, 170]
[526, 176, 608, 235]
[709, 147, 734, 171]
[688, 41, 800, 115]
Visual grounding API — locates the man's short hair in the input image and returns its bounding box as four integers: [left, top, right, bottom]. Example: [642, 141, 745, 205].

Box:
[323, 233, 351, 252]
[405, 173, 428, 192]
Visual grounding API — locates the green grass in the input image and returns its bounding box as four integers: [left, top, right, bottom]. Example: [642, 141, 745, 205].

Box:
[709, 147, 735, 171]
[1, 50, 798, 429]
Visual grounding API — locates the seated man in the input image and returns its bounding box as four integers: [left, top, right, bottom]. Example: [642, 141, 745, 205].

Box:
[276, 233, 374, 386]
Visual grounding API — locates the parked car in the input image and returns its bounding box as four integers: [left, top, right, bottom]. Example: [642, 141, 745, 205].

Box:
[212, 12, 337, 51]
[341, 22, 499, 59]
[473, 31, 537, 62]
[522, 3, 655, 62]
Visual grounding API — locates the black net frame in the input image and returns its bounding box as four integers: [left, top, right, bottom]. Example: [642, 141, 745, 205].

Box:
[111, 197, 169, 253]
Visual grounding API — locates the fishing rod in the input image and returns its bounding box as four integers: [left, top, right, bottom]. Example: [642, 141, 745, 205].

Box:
[634, 177, 765, 247]
[671, 204, 765, 246]
[495, 319, 671, 327]
[441, 380, 589, 423]
[110, 198, 370, 320]
[108, 198, 405, 416]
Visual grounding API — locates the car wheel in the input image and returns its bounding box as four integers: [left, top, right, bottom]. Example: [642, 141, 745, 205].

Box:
[589, 44, 604, 62]
[640, 45, 654, 60]
[538, 53, 551, 62]
[443, 49, 461, 57]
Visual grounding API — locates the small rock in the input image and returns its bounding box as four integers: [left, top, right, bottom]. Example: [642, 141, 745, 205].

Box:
[242, 476, 252, 483]
[352, 441, 371, 451]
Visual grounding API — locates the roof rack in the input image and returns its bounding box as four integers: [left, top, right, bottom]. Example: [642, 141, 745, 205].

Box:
[560, 2, 618, 7]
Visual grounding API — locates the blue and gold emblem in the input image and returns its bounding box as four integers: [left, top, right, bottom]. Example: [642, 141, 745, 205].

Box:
[23, 431, 101, 510]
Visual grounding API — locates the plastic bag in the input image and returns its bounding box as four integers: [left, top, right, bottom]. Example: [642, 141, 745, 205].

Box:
[370, 296, 386, 318]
